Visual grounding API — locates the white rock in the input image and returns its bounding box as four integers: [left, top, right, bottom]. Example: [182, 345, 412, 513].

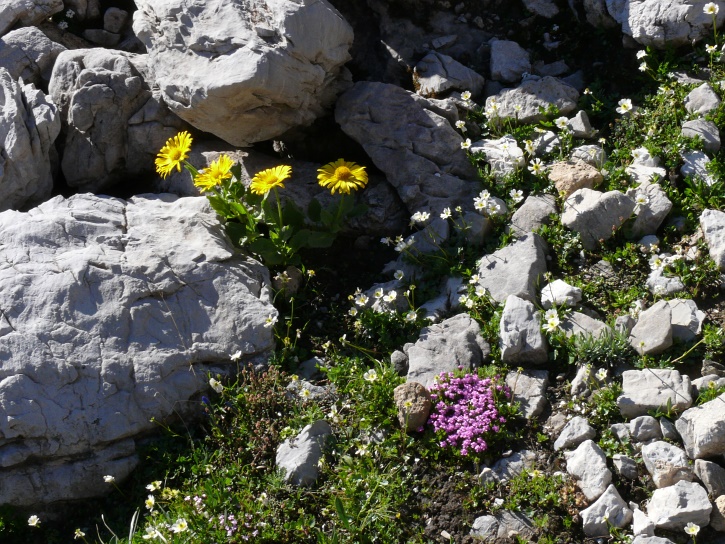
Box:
[617, 369, 692, 419]
[540, 279, 582, 309]
[681, 150, 716, 186]
[646, 481, 712, 530]
[133, 0, 353, 146]
[629, 416, 662, 443]
[505, 369, 549, 419]
[675, 392, 725, 459]
[629, 300, 673, 355]
[701, 209, 725, 271]
[580, 484, 632, 536]
[499, 295, 548, 364]
[484, 76, 579, 124]
[489, 39, 531, 83]
[0, 0, 63, 36]
[554, 416, 596, 451]
[641, 441, 693, 488]
[667, 299, 705, 343]
[276, 421, 332, 486]
[632, 508, 656, 537]
[414, 51, 485, 97]
[0, 27, 66, 86]
[626, 181, 672, 239]
[684, 82, 722, 116]
[561, 188, 636, 250]
[565, 439, 612, 502]
[471, 135, 525, 179]
[0, 68, 60, 211]
[682, 119, 720, 153]
[0, 194, 275, 506]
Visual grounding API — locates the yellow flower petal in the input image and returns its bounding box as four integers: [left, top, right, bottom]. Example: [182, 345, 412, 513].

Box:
[194, 154, 234, 192]
[249, 165, 292, 195]
[317, 159, 368, 195]
[155, 131, 193, 179]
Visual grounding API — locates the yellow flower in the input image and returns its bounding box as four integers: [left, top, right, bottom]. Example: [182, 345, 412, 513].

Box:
[194, 154, 234, 192]
[155, 131, 192, 178]
[249, 165, 292, 195]
[317, 159, 368, 195]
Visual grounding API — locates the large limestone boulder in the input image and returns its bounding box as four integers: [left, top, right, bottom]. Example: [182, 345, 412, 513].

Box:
[336, 81, 478, 214]
[0, 27, 66, 87]
[0, 0, 63, 37]
[0, 194, 275, 506]
[49, 48, 188, 192]
[133, 0, 353, 147]
[0, 68, 60, 211]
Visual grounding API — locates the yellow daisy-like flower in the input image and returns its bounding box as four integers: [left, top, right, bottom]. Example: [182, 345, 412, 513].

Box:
[194, 154, 234, 192]
[249, 165, 292, 195]
[155, 131, 193, 178]
[317, 159, 368, 195]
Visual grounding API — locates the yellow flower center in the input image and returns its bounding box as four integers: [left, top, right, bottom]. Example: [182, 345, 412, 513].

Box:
[169, 148, 183, 161]
[334, 166, 353, 181]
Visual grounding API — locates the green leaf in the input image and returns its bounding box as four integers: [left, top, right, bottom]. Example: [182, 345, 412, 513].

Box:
[334, 498, 351, 530]
[282, 200, 306, 229]
[224, 221, 251, 247]
[308, 198, 322, 222]
[248, 238, 284, 266]
[290, 229, 335, 251]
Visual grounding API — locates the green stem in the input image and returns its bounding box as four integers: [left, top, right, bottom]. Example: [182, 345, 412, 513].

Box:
[273, 187, 284, 229]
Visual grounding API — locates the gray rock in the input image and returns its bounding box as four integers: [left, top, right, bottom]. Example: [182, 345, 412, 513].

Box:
[0, 0, 63, 36]
[134, 0, 353, 147]
[499, 296, 548, 365]
[646, 267, 686, 296]
[565, 439, 612, 502]
[0, 68, 60, 211]
[641, 441, 694, 488]
[554, 416, 596, 451]
[82, 29, 121, 47]
[489, 39, 531, 83]
[615, 314, 635, 336]
[580, 484, 633, 537]
[627, 163, 667, 185]
[549, 160, 604, 198]
[0, 27, 66, 86]
[659, 417, 680, 442]
[631, 537, 675, 544]
[470, 510, 536, 541]
[0, 194, 275, 506]
[712, 495, 725, 531]
[532, 129, 559, 155]
[393, 382, 432, 432]
[533, 59, 569, 77]
[471, 135, 525, 180]
[613, 454, 639, 480]
[583, 0, 618, 28]
[276, 421, 332, 486]
[505, 369, 549, 419]
[629, 300, 673, 355]
[646, 481, 712, 530]
[560, 312, 611, 339]
[569, 110, 595, 139]
[297, 357, 326, 381]
[508, 194, 557, 236]
[633, 508, 656, 537]
[667, 298, 705, 343]
[626, 181, 672, 239]
[103, 7, 128, 34]
[684, 83, 722, 116]
[682, 119, 721, 153]
[406, 313, 490, 388]
[484, 76, 579, 124]
[286, 379, 328, 401]
[605, 0, 721, 48]
[540, 279, 582, 309]
[49, 48, 188, 192]
[391, 350, 408, 376]
[629, 416, 663, 443]
[701, 209, 725, 271]
[610, 422, 631, 443]
[675, 393, 725, 459]
[522, 0, 559, 18]
[571, 144, 607, 167]
[681, 150, 716, 186]
[475, 233, 547, 303]
[337, 82, 479, 214]
[617, 369, 692, 419]
[492, 449, 537, 481]
[561, 188, 636, 249]
[692, 375, 725, 397]
[64, 0, 100, 21]
[694, 459, 725, 498]
[413, 51, 484, 98]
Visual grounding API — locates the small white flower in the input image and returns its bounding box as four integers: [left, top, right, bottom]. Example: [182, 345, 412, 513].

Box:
[142, 526, 163, 540]
[380, 236, 392, 246]
[299, 387, 311, 399]
[209, 378, 223, 394]
[543, 314, 561, 333]
[440, 207, 452, 220]
[355, 293, 369, 306]
[455, 120, 467, 132]
[595, 368, 608, 381]
[684, 522, 700, 535]
[146, 480, 162, 492]
[348, 307, 358, 317]
[544, 309, 558, 321]
[363, 369, 378, 382]
[616, 98, 633, 115]
[66, 9, 75, 18]
[461, 138, 472, 150]
[474, 285, 487, 298]
[264, 314, 277, 328]
[103, 475, 116, 484]
[461, 90, 472, 101]
[635, 193, 650, 207]
[170, 518, 189, 533]
[373, 287, 384, 299]
[230, 350, 242, 362]
[636, 50, 647, 59]
[509, 189, 524, 203]
[356, 443, 370, 456]
[74, 529, 86, 539]
[704, 2, 719, 15]
[58, 21, 69, 30]
[383, 290, 397, 303]
[524, 139, 535, 155]
[528, 158, 545, 176]
[639, 61, 648, 72]
[28, 515, 40, 527]
[405, 310, 417, 322]
[410, 210, 430, 225]
[486, 201, 501, 216]
[145, 494, 155, 510]
[554, 116, 569, 130]
[707, 44, 718, 54]
[469, 274, 480, 284]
